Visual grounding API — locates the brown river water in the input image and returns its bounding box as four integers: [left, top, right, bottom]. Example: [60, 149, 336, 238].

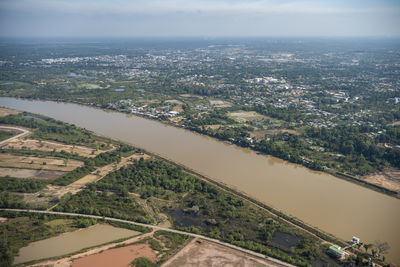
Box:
[1, 98, 399, 263]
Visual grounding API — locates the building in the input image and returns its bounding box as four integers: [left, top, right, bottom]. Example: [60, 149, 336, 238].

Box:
[351, 237, 360, 245]
[327, 245, 346, 260]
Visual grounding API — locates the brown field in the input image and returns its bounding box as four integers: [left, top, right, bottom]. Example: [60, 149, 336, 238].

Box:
[361, 169, 400, 193]
[229, 111, 270, 122]
[165, 99, 184, 105]
[2, 139, 107, 157]
[250, 130, 269, 141]
[172, 105, 184, 112]
[389, 121, 400, 126]
[250, 129, 299, 141]
[0, 154, 83, 172]
[0, 167, 64, 179]
[73, 243, 156, 267]
[162, 239, 281, 267]
[0, 107, 20, 117]
[209, 99, 232, 108]
[180, 94, 203, 99]
[204, 124, 223, 131]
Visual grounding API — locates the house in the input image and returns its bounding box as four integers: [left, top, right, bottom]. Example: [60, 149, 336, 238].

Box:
[351, 237, 360, 245]
[327, 245, 346, 260]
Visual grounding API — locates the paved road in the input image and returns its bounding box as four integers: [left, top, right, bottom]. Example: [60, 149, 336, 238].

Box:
[0, 208, 295, 267]
[0, 126, 30, 146]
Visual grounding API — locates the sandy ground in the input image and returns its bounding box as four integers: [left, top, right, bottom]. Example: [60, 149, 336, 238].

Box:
[0, 167, 64, 179]
[0, 107, 20, 117]
[165, 99, 184, 105]
[229, 111, 270, 122]
[0, 154, 83, 172]
[209, 99, 232, 108]
[250, 129, 299, 141]
[0, 217, 8, 223]
[23, 153, 151, 206]
[205, 124, 223, 131]
[2, 139, 108, 158]
[172, 105, 184, 113]
[72, 243, 156, 267]
[179, 94, 203, 99]
[361, 169, 400, 193]
[162, 239, 283, 267]
[30, 231, 155, 267]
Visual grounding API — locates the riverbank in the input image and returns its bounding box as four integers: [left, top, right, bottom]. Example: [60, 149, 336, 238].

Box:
[89, 100, 400, 199]
[6, 97, 399, 199]
[1, 97, 399, 264]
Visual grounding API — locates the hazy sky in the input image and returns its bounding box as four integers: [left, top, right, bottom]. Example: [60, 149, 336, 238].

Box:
[0, 0, 399, 37]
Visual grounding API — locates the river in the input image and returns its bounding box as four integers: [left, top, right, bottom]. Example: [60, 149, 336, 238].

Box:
[1, 98, 399, 263]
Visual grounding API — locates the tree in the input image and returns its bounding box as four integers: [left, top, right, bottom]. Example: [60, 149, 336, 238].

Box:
[374, 241, 390, 256]
[363, 243, 372, 253]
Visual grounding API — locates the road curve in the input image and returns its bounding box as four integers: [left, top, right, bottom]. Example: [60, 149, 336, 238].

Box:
[0, 208, 295, 267]
[0, 125, 30, 146]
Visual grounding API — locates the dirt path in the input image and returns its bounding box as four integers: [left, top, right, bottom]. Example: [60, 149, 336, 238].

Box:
[45, 153, 151, 210]
[21, 153, 151, 209]
[1, 208, 295, 267]
[0, 125, 30, 146]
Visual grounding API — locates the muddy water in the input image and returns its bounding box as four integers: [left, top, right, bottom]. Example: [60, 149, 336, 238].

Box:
[14, 224, 139, 264]
[1, 98, 399, 264]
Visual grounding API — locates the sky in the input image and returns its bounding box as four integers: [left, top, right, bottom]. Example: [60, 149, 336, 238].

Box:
[0, 0, 399, 37]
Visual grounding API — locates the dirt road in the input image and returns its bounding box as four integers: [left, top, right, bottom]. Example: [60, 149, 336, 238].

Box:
[0, 125, 30, 146]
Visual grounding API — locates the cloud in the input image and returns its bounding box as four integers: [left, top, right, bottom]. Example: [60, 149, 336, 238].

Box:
[1, 0, 398, 15]
[0, 0, 399, 37]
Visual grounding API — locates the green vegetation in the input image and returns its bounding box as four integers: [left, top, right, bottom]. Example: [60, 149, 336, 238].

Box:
[148, 238, 163, 251]
[0, 113, 112, 149]
[0, 177, 47, 193]
[1, 39, 400, 189]
[0, 213, 80, 266]
[131, 257, 155, 267]
[54, 158, 332, 266]
[0, 130, 15, 142]
[152, 231, 191, 265]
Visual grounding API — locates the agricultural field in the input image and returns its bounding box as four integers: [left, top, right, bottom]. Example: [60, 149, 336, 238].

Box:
[2, 139, 109, 157]
[229, 111, 270, 123]
[0, 154, 83, 172]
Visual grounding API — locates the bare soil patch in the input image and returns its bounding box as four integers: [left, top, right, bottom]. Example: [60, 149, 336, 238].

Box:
[0, 167, 64, 179]
[250, 129, 299, 141]
[361, 169, 400, 193]
[0, 107, 20, 117]
[180, 94, 203, 99]
[0, 154, 83, 172]
[73, 243, 156, 267]
[165, 99, 184, 105]
[162, 239, 281, 267]
[229, 111, 270, 122]
[205, 124, 223, 131]
[250, 130, 269, 141]
[209, 99, 232, 108]
[172, 105, 184, 112]
[3, 139, 106, 157]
